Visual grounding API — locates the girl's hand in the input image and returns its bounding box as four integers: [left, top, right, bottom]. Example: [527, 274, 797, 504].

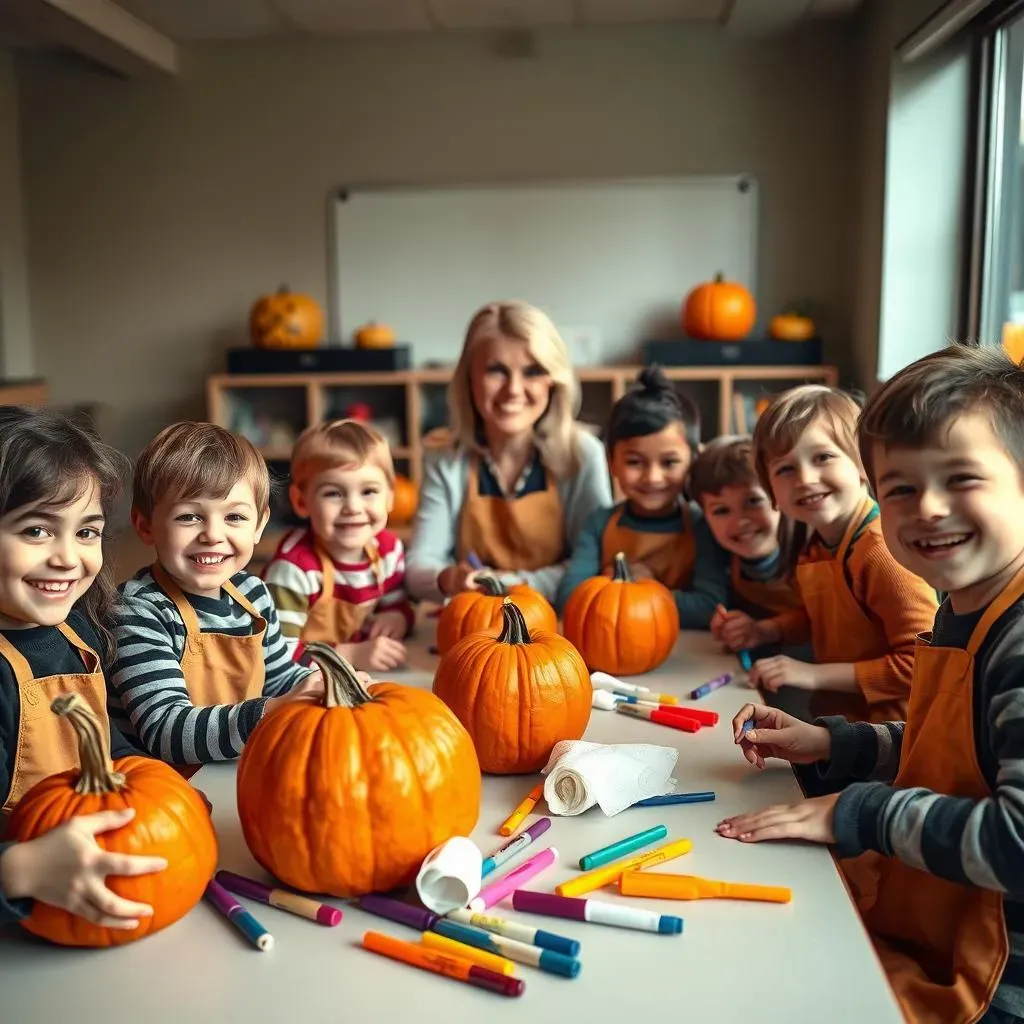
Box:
[349, 637, 406, 672]
[716, 794, 839, 844]
[731, 702, 831, 769]
[438, 564, 485, 596]
[1, 809, 167, 928]
[367, 611, 408, 640]
[749, 655, 818, 692]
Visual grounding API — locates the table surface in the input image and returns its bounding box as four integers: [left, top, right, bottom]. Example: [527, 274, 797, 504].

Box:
[0, 630, 904, 1024]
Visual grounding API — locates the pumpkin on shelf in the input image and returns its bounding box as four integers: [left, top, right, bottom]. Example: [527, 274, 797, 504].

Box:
[769, 309, 816, 341]
[250, 285, 324, 350]
[433, 597, 591, 775]
[6, 694, 217, 947]
[563, 552, 680, 676]
[236, 644, 481, 898]
[435, 573, 558, 656]
[354, 321, 397, 349]
[389, 474, 418, 526]
[682, 273, 756, 341]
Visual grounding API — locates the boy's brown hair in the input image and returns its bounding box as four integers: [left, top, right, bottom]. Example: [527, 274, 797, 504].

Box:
[688, 434, 758, 504]
[290, 419, 395, 491]
[858, 342, 1024, 487]
[133, 422, 270, 517]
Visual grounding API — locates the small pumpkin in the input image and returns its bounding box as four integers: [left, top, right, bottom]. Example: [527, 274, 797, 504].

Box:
[7, 694, 217, 947]
[682, 273, 756, 341]
[769, 311, 816, 342]
[237, 644, 481, 897]
[433, 597, 591, 774]
[250, 285, 324, 350]
[354, 321, 397, 349]
[390, 474, 418, 526]
[435, 573, 558, 656]
[563, 552, 680, 675]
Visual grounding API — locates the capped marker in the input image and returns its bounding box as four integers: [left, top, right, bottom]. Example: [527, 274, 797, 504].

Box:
[357, 894, 439, 932]
[471, 847, 558, 911]
[616, 703, 700, 733]
[739, 649, 753, 671]
[446, 907, 580, 958]
[481, 817, 551, 878]
[632, 791, 715, 808]
[619, 871, 792, 904]
[432, 919, 581, 978]
[690, 672, 733, 700]
[578, 824, 668, 871]
[556, 836, 693, 898]
[512, 890, 683, 935]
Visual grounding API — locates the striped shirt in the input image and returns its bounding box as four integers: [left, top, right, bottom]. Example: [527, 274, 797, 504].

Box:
[262, 527, 414, 658]
[825, 596, 1024, 1017]
[108, 568, 314, 765]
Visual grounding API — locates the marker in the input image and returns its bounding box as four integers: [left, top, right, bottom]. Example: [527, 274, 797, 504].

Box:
[590, 672, 652, 696]
[420, 931, 517, 975]
[498, 782, 545, 836]
[555, 836, 693, 898]
[446, 908, 580, 958]
[466, 551, 485, 570]
[470, 847, 558, 911]
[632, 791, 715, 808]
[578, 825, 668, 871]
[615, 697, 718, 725]
[433, 919, 581, 978]
[616, 704, 700, 733]
[203, 879, 274, 951]
[690, 671, 734, 700]
[362, 930, 524, 997]
[739, 649, 753, 671]
[619, 871, 793, 903]
[512, 890, 683, 935]
[357, 894, 439, 932]
[592, 689, 621, 711]
[481, 818, 551, 878]
[742, 719, 755, 734]
[215, 870, 342, 927]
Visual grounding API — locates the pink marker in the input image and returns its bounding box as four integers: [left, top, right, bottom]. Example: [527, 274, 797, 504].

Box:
[469, 847, 558, 912]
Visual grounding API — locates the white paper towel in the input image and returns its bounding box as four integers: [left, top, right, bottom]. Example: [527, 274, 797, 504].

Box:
[541, 739, 678, 817]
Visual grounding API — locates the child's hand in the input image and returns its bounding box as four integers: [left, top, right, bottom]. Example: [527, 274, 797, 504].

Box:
[439, 564, 485, 596]
[717, 609, 761, 651]
[349, 636, 406, 672]
[265, 667, 325, 714]
[715, 793, 839, 844]
[0, 809, 167, 927]
[627, 561, 655, 581]
[749, 655, 817, 692]
[732, 702, 832, 769]
[367, 611, 408, 640]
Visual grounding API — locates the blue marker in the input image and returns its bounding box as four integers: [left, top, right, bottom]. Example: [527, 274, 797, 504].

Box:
[466, 551, 484, 570]
[742, 718, 755, 734]
[738, 649, 753, 671]
[689, 671, 733, 700]
[433, 919, 581, 978]
[633, 791, 716, 807]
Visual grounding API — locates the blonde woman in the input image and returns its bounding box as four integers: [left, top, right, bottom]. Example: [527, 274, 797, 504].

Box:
[405, 301, 612, 603]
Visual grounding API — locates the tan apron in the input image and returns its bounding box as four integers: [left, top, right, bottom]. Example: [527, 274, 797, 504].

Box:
[600, 501, 696, 591]
[301, 541, 384, 645]
[1, 622, 109, 814]
[839, 570, 1022, 1023]
[730, 556, 803, 618]
[457, 454, 565, 571]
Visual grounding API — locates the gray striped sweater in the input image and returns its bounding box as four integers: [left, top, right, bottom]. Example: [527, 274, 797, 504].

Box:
[108, 568, 313, 765]
[826, 597, 1024, 1018]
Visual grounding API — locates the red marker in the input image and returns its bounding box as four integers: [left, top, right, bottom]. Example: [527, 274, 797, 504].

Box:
[615, 704, 701, 733]
[654, 705, 718, 727]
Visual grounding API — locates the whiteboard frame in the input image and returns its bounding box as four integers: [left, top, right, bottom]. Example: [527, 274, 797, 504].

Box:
[324, 174, 760, 347]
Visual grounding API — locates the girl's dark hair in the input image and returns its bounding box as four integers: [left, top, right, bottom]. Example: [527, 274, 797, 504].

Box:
[0, 407, 129, 652]
[605, 366, 701, 453]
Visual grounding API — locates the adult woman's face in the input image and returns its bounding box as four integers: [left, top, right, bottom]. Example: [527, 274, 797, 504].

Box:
[469, 333, 552, 440]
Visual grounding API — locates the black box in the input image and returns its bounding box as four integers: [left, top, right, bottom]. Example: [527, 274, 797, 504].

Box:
[642, 337, 823, 368]
[226, 345, 412, 374]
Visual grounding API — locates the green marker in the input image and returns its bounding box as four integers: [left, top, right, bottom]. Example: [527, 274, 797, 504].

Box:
[578, 824, 669, 871]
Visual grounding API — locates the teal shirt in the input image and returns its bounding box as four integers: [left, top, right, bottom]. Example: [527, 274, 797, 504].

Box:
[554, 500, 729, 628]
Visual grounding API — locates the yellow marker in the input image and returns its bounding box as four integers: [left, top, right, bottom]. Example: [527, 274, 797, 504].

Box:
[655, 694, 678, 705]
[420, 931, 518, 975]
[555, 836, 693, 898]
[619, 871, 792, 903]
[498, 782, 545, 836]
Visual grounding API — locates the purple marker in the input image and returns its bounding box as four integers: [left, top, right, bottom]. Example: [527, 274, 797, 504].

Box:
[466, 551, 485, 570]
[357, 894, 439, 931]
[215, 870, 341, 926]
[512, 890, 682, 935]
[481, 817, 551, 878]
[689, 671, 734, 700]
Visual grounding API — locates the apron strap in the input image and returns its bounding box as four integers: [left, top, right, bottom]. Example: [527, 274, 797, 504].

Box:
[55, 621, 101, 673]
[222, 579, 264, 622]
[152, 562, 202, 636]
[0, 632, 34, 685]
[312, 546, 336, 608]
[966, 566, 1024, 656]
[836, 496, 876, 563]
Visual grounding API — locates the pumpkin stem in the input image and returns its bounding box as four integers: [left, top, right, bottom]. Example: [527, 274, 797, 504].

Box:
[611, 551, 633, 582]
[477, 573, 506, 597]
[51, 694, 127, 796]
[497, 596, 532, 645]
[306, 642, 376, 708]
[713, 272, 724, 283]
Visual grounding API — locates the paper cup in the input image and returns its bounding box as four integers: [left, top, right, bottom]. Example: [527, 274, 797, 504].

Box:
[415, 836, 483, 914]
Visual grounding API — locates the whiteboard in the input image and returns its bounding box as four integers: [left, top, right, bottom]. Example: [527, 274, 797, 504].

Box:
[329, 176, 759, 366]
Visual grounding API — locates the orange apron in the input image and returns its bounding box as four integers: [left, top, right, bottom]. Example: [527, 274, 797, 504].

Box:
[730, 556, 802, 618]
[152, 564, 266, 707]
[1, 622, 109, 814]
[301, 542, 384, 645]
[797, 498, 905, 723]
[600, 502, 696, 591]
[457, 454, 565, 571]
[839, 571, 1022, 1024]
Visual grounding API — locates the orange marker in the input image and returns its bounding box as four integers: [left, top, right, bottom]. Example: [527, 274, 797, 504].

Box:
[420, 931, 517, 976]
[619, 871, 792, 903]
[498, 782, 545, 836]
[555, 837, 693, 898]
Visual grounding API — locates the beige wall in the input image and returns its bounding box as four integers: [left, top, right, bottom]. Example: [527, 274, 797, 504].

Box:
[17, 22, 858, 457]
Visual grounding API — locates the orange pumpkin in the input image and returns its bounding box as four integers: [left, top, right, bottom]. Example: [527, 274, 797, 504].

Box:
[563, 552, 680, 675]
[435, 573, 558, 656]
[390, 474, 418, 525]
[433, 597, 591, 774]
[7, 694, 217, 947]
[354, 321, 397, 349]
[250, 285, 324, 350]
[682, 273, 756, 341]
[769, 312, 816, 341]
[236, 644, 481, 897]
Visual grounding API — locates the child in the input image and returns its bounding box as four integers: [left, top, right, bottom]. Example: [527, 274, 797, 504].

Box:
[0, 407, 166, 928]
[108, 422, 322, 767]
[718, 385, 937, 722]
[262, 419, 414, 673]
[718, 344, 1024, 1024]
[555, 366, 727, 626]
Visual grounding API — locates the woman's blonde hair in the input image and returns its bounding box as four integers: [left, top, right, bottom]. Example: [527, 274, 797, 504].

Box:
[447, 301, 583, 476]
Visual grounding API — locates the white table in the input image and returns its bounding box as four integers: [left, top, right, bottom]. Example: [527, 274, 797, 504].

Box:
[0, 632, 903, 1024]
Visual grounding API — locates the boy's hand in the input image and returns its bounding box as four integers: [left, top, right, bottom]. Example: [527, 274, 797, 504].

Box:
[627, 561, 655, 581]
[264, 667, 325, 714]
[732, 702, 831, 769]
[715, 793, 839, 844]
[348, 636, 406, 672]
[1, 809, 167, 928]
[367, 611, 408, 640]
[749, 655, 817, 692]
[439, 564, 485, 596]
[717, 609, 763, 651]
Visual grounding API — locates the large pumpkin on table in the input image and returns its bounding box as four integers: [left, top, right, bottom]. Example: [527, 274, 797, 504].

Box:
[237, 644, 481, 897]
[682, 273, 756, 341]
[563, 552, 680, 675]
[7, 694, 217, 947]
[436, 574, 557, 656]
[250, 285, 324, 349]
[433, 597, 592, 774]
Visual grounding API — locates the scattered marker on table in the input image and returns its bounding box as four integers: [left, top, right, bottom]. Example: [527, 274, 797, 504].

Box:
[556, 837, 694, 898]
[578, 825, 668, 871]
[512, 890, 683, 935]
[446, 908, 581, 958]
[357, 893, 439, 931]
[433, 919, 581, 978]
[632, 791, 716, 808]
[204, 879, 274, 951]
[420, 931, 517, 976]
[471, 847, 558, 911]
[738, 649, 753, 671]
[214, 870, 342, 927]
[616, 703, 700, 733]
[498, 782, 545, 836]
[481, 817, 551, 878]
[619, 871, 792, 904]
[690, 671, 734, 700]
